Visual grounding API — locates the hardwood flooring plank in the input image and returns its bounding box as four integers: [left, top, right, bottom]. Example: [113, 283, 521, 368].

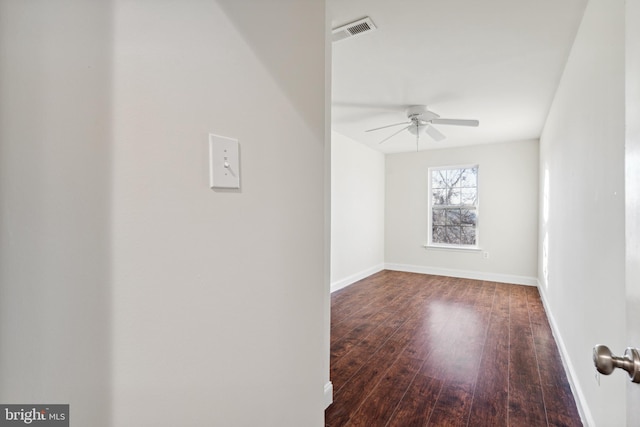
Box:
[416, 308, 476, 380]
[418, 280, 491, 385]
[331, 272, 398, 324]
[330, 309, 396, 362]
[331, 285, 395, 332]
[386, 373, 443, 427]
[330, 314, 408, 393]
[541, 383, 582, 427]
[331, 274, 428, 343]
[325, 334, 408, 426]
[426, 382, 475, 427]
[492, 283, 512, 319]
[468, 302, 509, 426]
[331, 278, 445, 392]
[391, 281, 462, 361]
[328, 276, 444, 425]
[419, 281, 496, 426]
[525, 288, 582, 426]
[531, 325, 569, 387]
[326, 271, 581, 427]
[508, 286, 548, 426]
[345, 356, 424, 427]
[508, 381, 548, 427]
[446, 283, 494, 386]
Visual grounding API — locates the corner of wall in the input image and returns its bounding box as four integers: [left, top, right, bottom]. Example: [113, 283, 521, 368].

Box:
[330, 264, 385, 293]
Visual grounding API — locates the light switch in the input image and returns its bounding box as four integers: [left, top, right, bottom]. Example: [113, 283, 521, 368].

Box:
[209, 134, 240, 189]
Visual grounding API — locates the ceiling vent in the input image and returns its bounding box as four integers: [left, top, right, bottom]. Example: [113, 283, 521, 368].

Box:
[332, 17, 377, 43]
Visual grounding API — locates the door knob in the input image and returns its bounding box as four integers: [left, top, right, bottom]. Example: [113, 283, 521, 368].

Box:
[593, 344, 640, 383]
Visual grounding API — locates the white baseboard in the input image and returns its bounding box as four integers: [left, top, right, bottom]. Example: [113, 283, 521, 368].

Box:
[330, 264, 385, 293]
[324, 381, 333, 408]
[384, 263, 538, 286]
[536, 281, 593, 427]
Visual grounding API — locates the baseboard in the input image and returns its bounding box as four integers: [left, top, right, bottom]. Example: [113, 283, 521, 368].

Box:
[384, 263, 538, 286]
[330, 264, 385, 293]
[324, 381, 333, 408]
[536, 281, 593, 427]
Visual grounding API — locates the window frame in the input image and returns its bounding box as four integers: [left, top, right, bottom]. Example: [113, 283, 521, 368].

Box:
[427, 164, 480, 250]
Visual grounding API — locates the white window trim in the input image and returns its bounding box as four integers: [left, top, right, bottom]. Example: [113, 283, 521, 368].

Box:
[426, 164, 480, 250]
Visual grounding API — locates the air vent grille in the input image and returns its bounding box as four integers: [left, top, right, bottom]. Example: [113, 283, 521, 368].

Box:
[332, 17, 377, 43]
[348, 22, 372, 35]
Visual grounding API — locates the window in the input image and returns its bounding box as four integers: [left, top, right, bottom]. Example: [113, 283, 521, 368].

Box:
[428, 165, 479, 248]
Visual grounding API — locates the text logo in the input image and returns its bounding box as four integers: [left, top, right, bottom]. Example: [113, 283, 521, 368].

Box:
[0, 405, 68, 426]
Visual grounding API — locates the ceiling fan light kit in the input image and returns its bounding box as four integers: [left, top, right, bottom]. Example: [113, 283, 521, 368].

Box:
[365, 105, 479, 151]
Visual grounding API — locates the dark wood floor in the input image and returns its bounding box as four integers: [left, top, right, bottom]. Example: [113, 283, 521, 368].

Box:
[325, 270, 582, 427]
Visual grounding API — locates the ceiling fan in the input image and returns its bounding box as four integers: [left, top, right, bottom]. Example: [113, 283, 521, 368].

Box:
[365, 105, 479, 150]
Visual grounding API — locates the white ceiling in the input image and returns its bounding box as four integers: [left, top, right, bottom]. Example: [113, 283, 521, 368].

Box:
[329, 0, 588, 153]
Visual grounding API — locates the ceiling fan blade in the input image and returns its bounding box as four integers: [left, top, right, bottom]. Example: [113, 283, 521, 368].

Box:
[365, 121, 410, 132]
[430, 118, 479, 127]
[425, 125, 446, 142]
[379, 125, 411, 144]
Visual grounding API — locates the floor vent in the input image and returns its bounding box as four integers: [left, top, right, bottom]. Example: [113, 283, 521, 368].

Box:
[332, 17, 377, 43]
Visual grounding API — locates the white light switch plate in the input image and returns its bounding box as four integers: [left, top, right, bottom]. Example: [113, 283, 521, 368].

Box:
[209, 134, 240, 189]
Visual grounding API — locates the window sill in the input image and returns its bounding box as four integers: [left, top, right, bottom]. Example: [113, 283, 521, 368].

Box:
[422, 244, 482, 253]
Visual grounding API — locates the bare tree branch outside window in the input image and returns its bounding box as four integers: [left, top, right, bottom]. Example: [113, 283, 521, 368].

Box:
[431, 167, 478, 246]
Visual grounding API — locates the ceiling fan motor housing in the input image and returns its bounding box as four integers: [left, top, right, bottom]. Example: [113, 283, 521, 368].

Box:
[407, 105, 438, 134]
[407, 105, 439, 121]
[407, 105, 428, 117]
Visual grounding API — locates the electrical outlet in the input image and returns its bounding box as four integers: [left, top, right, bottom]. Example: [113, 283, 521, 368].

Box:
[483, 251, 489, 259]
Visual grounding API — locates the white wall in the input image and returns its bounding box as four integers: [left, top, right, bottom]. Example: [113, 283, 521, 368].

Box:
[538, 0, 626, 424]
[385, 140, 539, 285]
[0, 0, 329, 426]
[110, 1, 327, 425]
[0, 0, 113, 423]
[330, 131, 385, 291]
